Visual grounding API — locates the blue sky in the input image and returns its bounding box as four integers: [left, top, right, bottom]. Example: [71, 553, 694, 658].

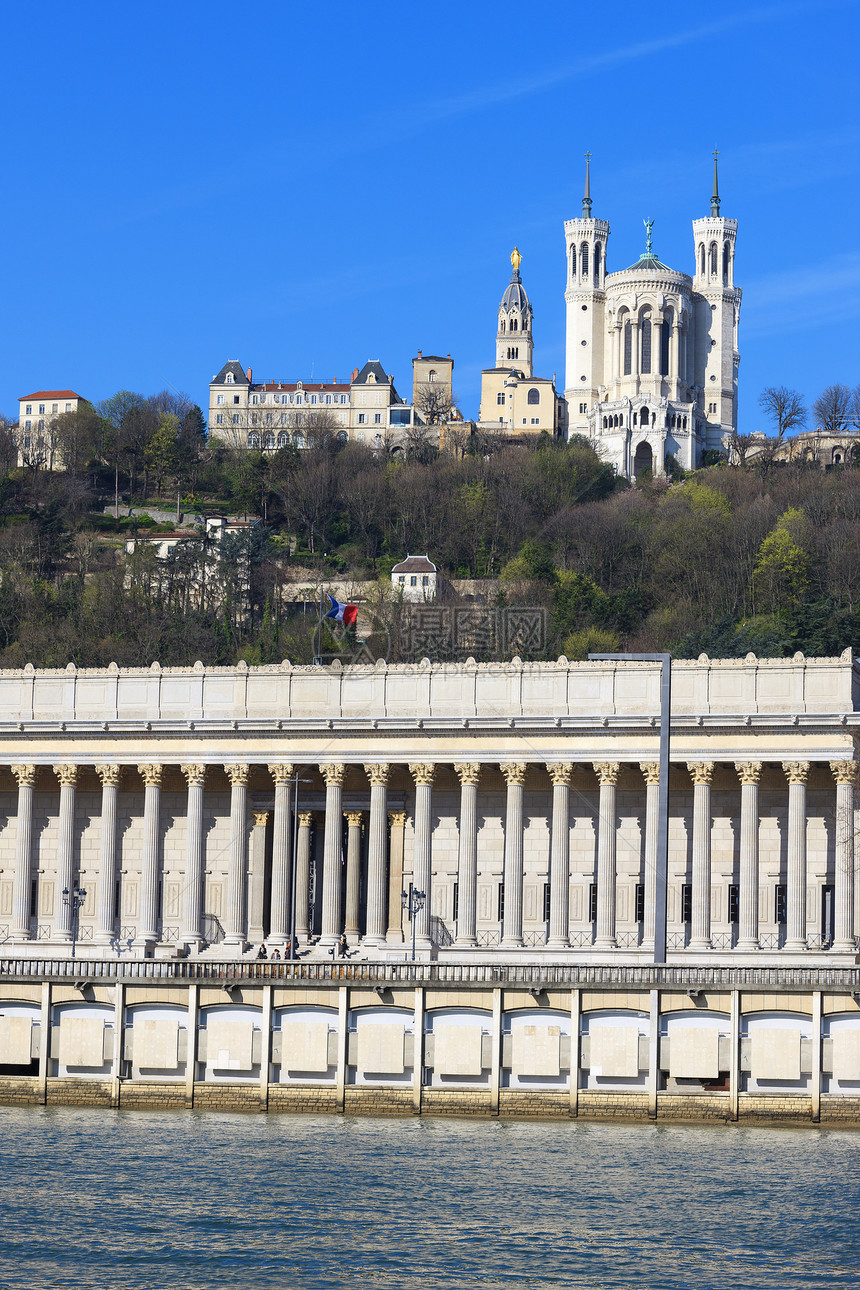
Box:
[2, 0, 858, 430]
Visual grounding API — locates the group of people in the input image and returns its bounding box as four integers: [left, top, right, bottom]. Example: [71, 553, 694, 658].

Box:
[255, 933, 354, 960]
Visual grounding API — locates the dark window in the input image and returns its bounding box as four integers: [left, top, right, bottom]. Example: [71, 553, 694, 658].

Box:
[497, 884, 505, 922]
[30, 876, 37, 919]
[594, 242, 602, 284]
[543, 882, 551, 921]
[589, 883, 598, 922]
[659, 321, 670, 375]
[527, 388, 540, 405]
[623, 321, 632, 375]
[728, 884, 740, 923]
[635, 883, 645, 923]
[640, 407, 649, 427]
[775, 884, 787, 924]
[452, 882, 459, 922]
[641, 317, 651, 374]
[581, 242, 589, 278]
[681, 884, 693, 923]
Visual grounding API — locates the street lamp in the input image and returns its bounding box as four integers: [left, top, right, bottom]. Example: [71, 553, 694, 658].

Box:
[589, 651, 671, 965]
[63, 884, 87, 960]
[401, 886, 426, 962]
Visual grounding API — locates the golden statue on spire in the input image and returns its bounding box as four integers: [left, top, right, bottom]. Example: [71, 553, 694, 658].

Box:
[510, 246, 522, 274]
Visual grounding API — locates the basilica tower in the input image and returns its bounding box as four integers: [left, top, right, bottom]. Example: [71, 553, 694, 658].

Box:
[495, 247, 533, 377]
[690, 151, 741, 455]
[564, 154, 610, 433]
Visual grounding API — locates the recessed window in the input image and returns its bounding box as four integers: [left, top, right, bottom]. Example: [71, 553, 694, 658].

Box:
[635, 884, 645, 922]
[496, 393, 505, 405]
[775, 885, 787, 924]
[226, 373, 234, 384]
[358, 414, 366, 424]
[728, 884, 740, 923]
[410, 575, 417, 586]
[527, 388, 540, 405]
[589, 884, 598, 923]
[681, 884, 693, 923]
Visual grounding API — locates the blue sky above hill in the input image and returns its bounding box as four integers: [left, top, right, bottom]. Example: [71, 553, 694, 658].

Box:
[3, 0, 858, 432]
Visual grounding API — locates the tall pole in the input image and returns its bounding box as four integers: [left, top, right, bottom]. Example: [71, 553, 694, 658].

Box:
[590, 651, 671, 964]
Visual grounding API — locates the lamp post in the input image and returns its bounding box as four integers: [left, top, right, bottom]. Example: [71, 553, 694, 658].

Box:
[589, 651, 671, 965]
[401, 886, 426, 962]
[62, 884, 87, 960]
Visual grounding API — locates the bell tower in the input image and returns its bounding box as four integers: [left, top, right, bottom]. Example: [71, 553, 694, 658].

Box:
[564, 154, 610, 434]
[691, 150, 741, 457]
[495, 247, 533, 377]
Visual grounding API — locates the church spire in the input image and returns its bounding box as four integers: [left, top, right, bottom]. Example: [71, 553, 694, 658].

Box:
[582, 151, 592, 218]
[711, 148, 721, 216]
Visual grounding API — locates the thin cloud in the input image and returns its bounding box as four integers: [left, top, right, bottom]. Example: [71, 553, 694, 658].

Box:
[743, 252, 860, 337]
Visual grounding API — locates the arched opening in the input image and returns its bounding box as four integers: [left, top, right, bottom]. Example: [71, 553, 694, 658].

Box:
[640, 406, 650, 427]
[594, 242, 602, 284]
[428, 370, 436, 382]
[699, 244, 705, 277]
[527, 388, 540, 405]
[633, 412, 638, 427]
[500, 319, 506, 333]
[247, 432, 260, 449]
[277, 432, 288, 448]
[226, 372, 234, 384]
[263, 431, 275, 449]
[640, 311, 652, 374]
[723, 242, 731, 286]
[633, 441, 653, 477]
[623, 320, 632, 375]
[510, 316, 518, 332]
[709, 242, 718, 276]
[570, 245, 576, 280]
[581, 242, 589, 278]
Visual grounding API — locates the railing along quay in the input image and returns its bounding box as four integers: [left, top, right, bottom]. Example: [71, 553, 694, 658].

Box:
[1, 958, 859, 990]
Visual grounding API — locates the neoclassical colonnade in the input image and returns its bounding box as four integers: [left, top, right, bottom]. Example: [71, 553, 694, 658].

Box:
[3, 755, 858, 955]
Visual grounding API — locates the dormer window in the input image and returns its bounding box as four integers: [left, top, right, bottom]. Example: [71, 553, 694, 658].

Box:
[226, 372, 234, 384]
[368, 372, 375, 382]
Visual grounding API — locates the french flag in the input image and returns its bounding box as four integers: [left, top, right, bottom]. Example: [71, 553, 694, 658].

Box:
[324, 593, 358, 627]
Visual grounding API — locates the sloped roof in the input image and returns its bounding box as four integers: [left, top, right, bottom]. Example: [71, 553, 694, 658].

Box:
[392, 554, 437, 574]
[211, 361, 249, 385]
[353, 360, 390, 385]
[19, 390, 81, 401]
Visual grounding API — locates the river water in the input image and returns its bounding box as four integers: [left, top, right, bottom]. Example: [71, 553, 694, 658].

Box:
[0, 1107, 858, 1289]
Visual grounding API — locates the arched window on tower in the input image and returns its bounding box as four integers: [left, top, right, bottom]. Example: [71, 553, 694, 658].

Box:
[640, 407, 650, 427]
[623, 321, 632, 376]
[527, 388, 540, 405]
[594, 242, 602, 284]
[570, 245, 576, 280]
[640, 312, 652, 374]
[499, 319, 505, 333]
[659, 312, 671, 375]
[722, 242, 731, 286]
[580, 242, 589, 279]
[699, 244, 705, 277]
[428, 370, 436, 382]
[709, 242, 718, 276]
[510, 316, 518, 332]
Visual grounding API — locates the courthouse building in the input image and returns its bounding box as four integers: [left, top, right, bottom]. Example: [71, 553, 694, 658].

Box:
[1, 654, 859, 1120]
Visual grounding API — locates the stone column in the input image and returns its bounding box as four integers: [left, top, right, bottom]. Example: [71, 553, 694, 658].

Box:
[640, 763, 660, 950]
[670, 323, 680, 381]
[547, 763, 573, 949]
[632, 321, 641, 378]
[735, 762, 762, 951]
[344, 812, 364, 943]
[295, 812, 313, 942]
[501, 763, 528, 948]
[593, 762, 620, 949]
[386, 810, 407, 944]
[454, 764, 481, 947]
[53, 764, 79, 941]
[783, 761, 810, 950]
[319, 763, 346, 948]
[362, 764, 390, 948]
[179, 764, 206, 950]
[408, 764, 435, 949]
[687, 762, 714, 950]
[247, 812, 269, 944]
[224, 764, 250, 948]
[11, 764, 36, 940]
[95, 764, 122, 945]
[267, 764, 294, 946]
[137, 764, 163, 947]
[831, 761, 858, 951]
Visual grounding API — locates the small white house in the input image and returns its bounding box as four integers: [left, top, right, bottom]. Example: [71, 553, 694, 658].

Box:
[392, 554, 437, 602]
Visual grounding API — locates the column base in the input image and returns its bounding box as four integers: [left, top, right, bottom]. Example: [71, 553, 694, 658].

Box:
[455, 936, 478, 948]
[784, 937, 806, 951]
[222, 937, 248, 952]
[362, 935, 386, 950]
[832, 939, 857, 952]
[594, 937, 617, 950]
[546, 938, 570, 950]
[501, 938, 524, 949]
[735, 938, 759, 951]
[385, 931, 405, 945]
[688, 938, 712, 950]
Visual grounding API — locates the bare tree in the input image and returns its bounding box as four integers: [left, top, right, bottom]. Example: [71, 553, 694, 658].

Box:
[812, 383, 853, 433]
[0, 415, 19, 475]
[758, 386, 806, 440]
[413, 382, 458, 426]
[727, 429, 761, 466]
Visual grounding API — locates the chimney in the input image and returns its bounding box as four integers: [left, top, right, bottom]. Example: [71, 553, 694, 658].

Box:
[246, 367, 252, 383]
[389, 373, 393, 384]
[351, 368, 359, 382]
[417, 350, 422, 358]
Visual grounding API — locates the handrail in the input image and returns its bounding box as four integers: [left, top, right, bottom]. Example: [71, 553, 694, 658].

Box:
[0, 958, 858, 990]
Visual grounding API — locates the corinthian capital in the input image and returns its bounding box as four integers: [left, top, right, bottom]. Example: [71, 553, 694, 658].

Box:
[11, 764, 36, 788]
[267, 763, 294, 785]
[320, 762, 346, 787]
[345, 811, 364, 827]
[52, 764, 78, 787]
[830, 760, 859, 786]
[687, 762, 714, 786]
[639, 762, 660, 786]
[454, 763, 481, 787]
[181, 763, 206, 787]
[735, 761, 762, 786]
[782, 761, 810, 785]
[224, 763, 250, 786]
[364, 763, 391, 787]
[409, 763, 436, 787]
[138, 763, 164, 787]
[547, 762, 574, 786]
[593, 761, 620, 786]
[501, 762, 527, 786]
[96, 763, 122, 787]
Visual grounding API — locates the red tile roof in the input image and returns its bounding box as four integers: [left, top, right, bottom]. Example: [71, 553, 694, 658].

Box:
[18, 390, 81, 401]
